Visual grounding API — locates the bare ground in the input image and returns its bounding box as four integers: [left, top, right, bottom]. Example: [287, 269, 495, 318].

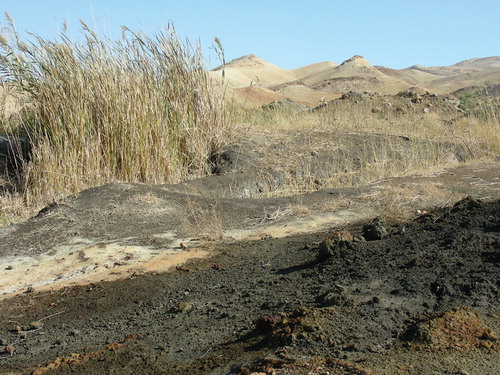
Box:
[0, 193, 498, 375]
[0, 94, 499, 374]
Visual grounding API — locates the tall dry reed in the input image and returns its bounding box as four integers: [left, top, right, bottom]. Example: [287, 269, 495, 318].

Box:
[1, 13, 228, 210]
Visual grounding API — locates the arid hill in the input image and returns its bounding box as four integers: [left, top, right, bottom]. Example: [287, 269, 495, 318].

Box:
[211, 54, 500, 108]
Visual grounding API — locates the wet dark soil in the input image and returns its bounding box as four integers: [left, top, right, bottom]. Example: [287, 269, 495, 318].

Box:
[1, 196, 498, 374]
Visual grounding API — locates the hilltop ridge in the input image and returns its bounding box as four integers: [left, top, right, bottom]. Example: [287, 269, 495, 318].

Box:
[210, 54, 500, 108]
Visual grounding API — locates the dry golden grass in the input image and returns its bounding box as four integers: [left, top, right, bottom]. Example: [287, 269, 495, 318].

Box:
[1, 13, 229, 222]
[0, 182, 31, 225]
[180, 197, 224, 240]
[226, 95, 499, 199]
[1, 12, 498, 225]
[356, 182, 462, 221]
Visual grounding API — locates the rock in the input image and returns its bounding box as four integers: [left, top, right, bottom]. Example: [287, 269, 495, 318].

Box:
[255, 315, 283, 334]
[4, 345, 14, 356]
[353, 234, 366, 242]
[318, 230, 353, 260]
[316, 285, 356, 307]
[170, 301, 193, 313]
[69, 329, 81, 336]
[340, 91, 363, 101]
[261, 98, 309, 112]
[423, 107, 430, 114]
[430, 281, 448, 297]
[395, 225, 406, 235]
[451, 196, 482, 212]
[318, 241, 336, 259]
[29, 321, 43, 330]
[363, 217, 388, 240]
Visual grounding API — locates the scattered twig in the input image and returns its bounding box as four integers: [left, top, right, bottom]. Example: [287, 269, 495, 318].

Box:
[442, 118, 477, 158]
[259, 206, 292, 224]
[260, 261, 271, 269]
[2, 310, 66, 358]
[199, 346, 213, 359]
[476, 196, 491, 201]
[440, 197, 452, 208]
[39, 310, 65, 322]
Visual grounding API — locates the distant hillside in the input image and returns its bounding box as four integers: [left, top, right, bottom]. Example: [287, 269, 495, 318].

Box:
[451, 83, 500, 97]
[303, 55, 410, 94]
[210, 54, 297, 87]
[210, 54, 500, 108]
[381, 57, 500, 94]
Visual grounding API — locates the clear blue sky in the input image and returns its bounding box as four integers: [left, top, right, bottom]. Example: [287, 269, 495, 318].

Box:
[1, 0, 499, 69]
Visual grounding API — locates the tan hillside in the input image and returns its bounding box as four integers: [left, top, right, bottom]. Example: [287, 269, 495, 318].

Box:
[410, 56, 500, 76]
[423, 70, 500, 94]
[294, 55, 412, 95]
[292, 61, 338, 80]
[211, 54, 297, 88]
[212, 54, 500, 107]
[0, 84, 25, 119]
[210, 55, 343, 107]
[376, 56, 500, 94]
[271, 84, 340, 106]
[375, 65, 440, 86]
[224, 85, 285, 108]
[210, 55, 339, 89]
[417, 57, 500, 93]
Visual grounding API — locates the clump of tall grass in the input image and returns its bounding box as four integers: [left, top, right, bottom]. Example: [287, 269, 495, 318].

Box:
[0, 12, 228, 210]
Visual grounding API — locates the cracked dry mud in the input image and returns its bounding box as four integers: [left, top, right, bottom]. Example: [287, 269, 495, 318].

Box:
[0, 194, 498, 375]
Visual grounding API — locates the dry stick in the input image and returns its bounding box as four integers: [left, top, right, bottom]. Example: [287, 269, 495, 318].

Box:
[3, 310, 66, 358]
[199, 346, 213, 359]
[38, 310, 65, 322]
[440, 196, 453, 208]
[259, 206, 292, 224]
[446, 121, 476, 158]
[476, 196, 491, 201]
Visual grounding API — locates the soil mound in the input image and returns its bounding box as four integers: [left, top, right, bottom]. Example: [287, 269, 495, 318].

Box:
[402, 306, 499, 351]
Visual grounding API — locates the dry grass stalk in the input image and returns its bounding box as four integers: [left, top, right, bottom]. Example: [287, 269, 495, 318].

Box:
[180, 196, 224, 240]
